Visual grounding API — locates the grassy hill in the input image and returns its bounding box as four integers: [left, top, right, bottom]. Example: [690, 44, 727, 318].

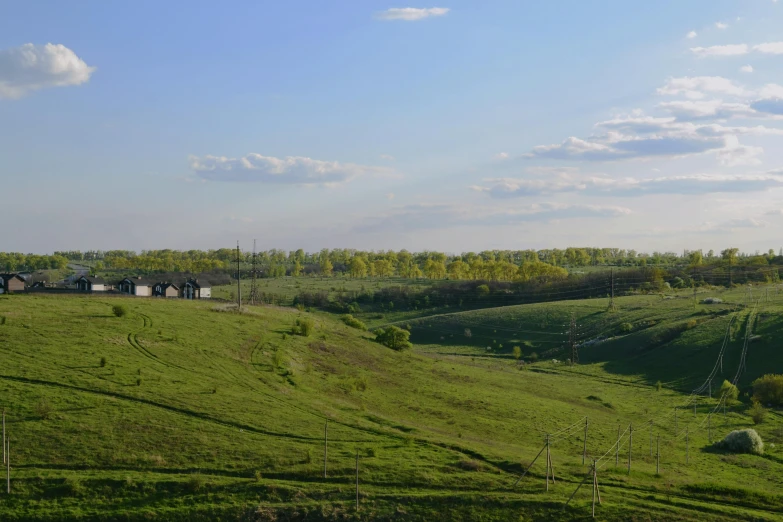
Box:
[0, 293, 782, 520]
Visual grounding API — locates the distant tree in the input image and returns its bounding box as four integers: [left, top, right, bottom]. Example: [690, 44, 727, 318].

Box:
[752, 374, 783, 406]
[721, 248, 740, 263]
[292, 261, 303, 277]
[349, 257, 368, 278]
[447, 260, 466, 280]
[512, 346, 522, 359]
[476, 284, 490, 297]
[375, 326, 412, 351]
[320, 258, 334, 277]
[374, 259, 394, 278]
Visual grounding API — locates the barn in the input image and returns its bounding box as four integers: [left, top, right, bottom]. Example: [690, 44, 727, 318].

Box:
[182, 279, 211, 299]
[0, 273, 25, 294]
[152, 282, 179, 298]
[118, 277, 154, 296]
[75, 276, 107, 292]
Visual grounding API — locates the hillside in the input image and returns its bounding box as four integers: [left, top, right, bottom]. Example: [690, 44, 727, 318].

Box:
[0, 293, 782, 520]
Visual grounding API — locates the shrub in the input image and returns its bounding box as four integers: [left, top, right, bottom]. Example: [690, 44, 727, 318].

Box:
[655, 381, 662, 392]
[749, 401, 767, 425]
[112, 304, 128, 318]
[375, 325, 412, 351]
[620, 322, 633, 333]
[476, 284, 490, 297]
[715, 429, 764, 455]
[292, 317, 315, 337]
[100, 357, 107, 368]
[701, 297, 723, 304]
[752, 374, 783, 406]
[457, 459, 482, 471]
[529, 352, 538, 362]
[186, 473, 206, 492]
[464, 328, 472, 338]
[136, 377, 142, 386]
[35, 399, 53, 420]
[341, 314, 367, 330]
[719, 380, 739, 403]
[512, 346, 522, 360]
[273, 349, 285, 369]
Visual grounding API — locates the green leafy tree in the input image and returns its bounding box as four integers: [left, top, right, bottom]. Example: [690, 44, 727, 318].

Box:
[320, 258, 334, 277]
[512, 346, 522, 359]
[349, 257, 368, 278]
[719, 380, 739, 403]
[375, 326, 412, 351]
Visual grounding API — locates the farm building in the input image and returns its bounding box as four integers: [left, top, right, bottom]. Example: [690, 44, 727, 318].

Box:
[75, 276, 107, 292]
[0, 273, 25, 294]
[182, 279, 211, 299]
[152, 282, 179, 298]
[118, 277, 154, 296]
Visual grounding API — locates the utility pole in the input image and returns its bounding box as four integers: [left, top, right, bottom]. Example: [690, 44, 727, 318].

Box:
[323, 420, 328, 479]
[615, 425, 620, 466]
[675, 408, 678, 433]
[610, 267, 615, 310]
[656, 435, 660, 475]
[649, 421, 653, 457]
[249, 239, 258, 305]
[569, 313, 578, 365]
[236, 241, 242, 309]
[686, 427, 689, 465]
[582, 418, 588, 466]
[627, 424, 633, 474]
[355, 449, 359, 512]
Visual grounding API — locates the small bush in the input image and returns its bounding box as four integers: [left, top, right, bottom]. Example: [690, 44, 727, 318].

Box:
[35, 399, 53, 420]
[512, 346, 522, 360]
[655, 381, 663, 392]
[273, 349, 285, 369]
[752, 374, 783, 406]
[341, 314, 367, 331]
[64, 476, 85, 496]
[100, 357, 107, 368]
[620, 322, 633, 333]
[457, 459, 482, 471]
[292, 317, 315, 337]
[476, 284, 490, 297]
[749, 402, 767, 425]
[715, 429, 764, 455]
[112, 304, 128, 318]
[529, 352, 539, 362]
[186, 473, 206, 492]
[136, 377, 142, 386]
[375, 325, 412, 351]
[719, 380, 739, 403]
[701, 297, 723, 304]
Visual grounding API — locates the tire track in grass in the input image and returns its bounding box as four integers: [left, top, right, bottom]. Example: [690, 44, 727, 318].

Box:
[126, 313, 195, 374]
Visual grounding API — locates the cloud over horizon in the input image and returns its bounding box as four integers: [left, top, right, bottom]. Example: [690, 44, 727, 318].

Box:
[375, 7, 450, 21]
[190, 154, 392, 186]
[0, 43, 95, 99]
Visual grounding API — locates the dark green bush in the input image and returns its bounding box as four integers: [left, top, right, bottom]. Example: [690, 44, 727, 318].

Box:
[752, 374, 783, 406]
[341, 314, 367, 330]
[375, 325, 412, 351]
[112, 304, 128, 318]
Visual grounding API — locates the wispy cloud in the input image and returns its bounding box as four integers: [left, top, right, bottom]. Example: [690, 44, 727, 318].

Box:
[0, 43, 95, 99]
[657, 76, 749, 99]
[375, 7, 450, 21]
[690, 44, 749, 57]
[715, 22, 729, 30]
[189, 153, 393, 186]
[740, 65, 754, 73]
[473, 171, 783, 199]
[687, 31, 698, 39]
[753, 42, 783, 54]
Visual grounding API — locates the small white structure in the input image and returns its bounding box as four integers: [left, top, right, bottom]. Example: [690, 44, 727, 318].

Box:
[118, 277, 153, 296]
[183, 279, 211, 299]
[75, 276, 106, 292]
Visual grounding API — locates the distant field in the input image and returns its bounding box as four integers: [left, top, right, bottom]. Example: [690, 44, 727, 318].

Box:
[211, 276, 436, 303]
[0, 292, 781, 520]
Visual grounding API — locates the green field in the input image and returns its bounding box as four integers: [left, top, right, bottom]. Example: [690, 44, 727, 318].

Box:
[0, 291, 782, 521]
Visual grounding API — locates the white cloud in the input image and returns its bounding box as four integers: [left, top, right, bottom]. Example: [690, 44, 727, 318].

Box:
[690, 44, 749, 57]
[189, 153, 392, 186]
[657, 76, 749, 99]
[658, 99, 754, 119]
[379, 154, 395, 161]
[716, 22, 729, 29]
[474, 171, 783, 198]
[494, 152, 510, 160]
[715, 135, 764, 166]
[386, 192, 395, 200]
[740, 65, 754, 73]
[753, 42, 783, 54]
[759, 83, 783, 98]
[375, 7, 450, 21]
[687, 31, 698, 39]
[0, 43, 95, 99]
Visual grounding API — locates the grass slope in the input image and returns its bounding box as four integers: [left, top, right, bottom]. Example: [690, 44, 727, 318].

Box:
[0, 293, 781, 520]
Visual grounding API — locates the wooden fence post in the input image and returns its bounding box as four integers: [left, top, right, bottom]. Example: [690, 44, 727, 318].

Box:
[323, 420, 328, 479]
[615, 425, 620, 466]
[656, 434, 660, 475]
[627, 424, 633, 474]
[686, 427, 689, 465]
[583, 418, 588, 466]
[355, 449, 359, 512]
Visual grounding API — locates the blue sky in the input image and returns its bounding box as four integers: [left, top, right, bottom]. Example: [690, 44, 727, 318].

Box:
[3, 1, 783, 254]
